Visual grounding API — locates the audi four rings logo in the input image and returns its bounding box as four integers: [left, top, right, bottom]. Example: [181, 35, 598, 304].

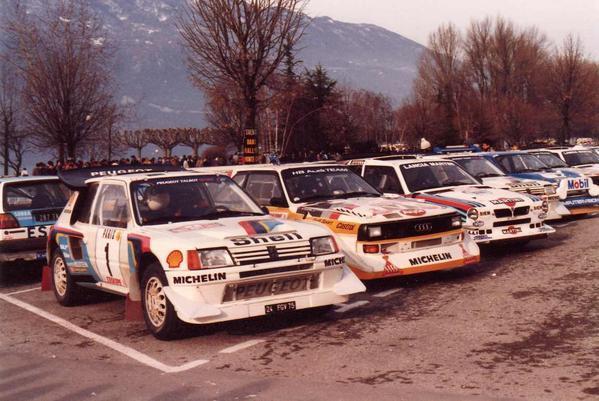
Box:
[414, 223, 433, 233]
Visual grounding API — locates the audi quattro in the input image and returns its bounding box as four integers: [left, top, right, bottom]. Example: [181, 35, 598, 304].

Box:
[198, 164, 480, 280]
[438, 154, 568, 220]
[1, 176, 69, 265]
[484, 152, 599, 215]
[347, 158, 554, 244]
[49, 167, 365, 340]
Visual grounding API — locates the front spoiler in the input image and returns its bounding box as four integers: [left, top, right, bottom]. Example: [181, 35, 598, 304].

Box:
[163, 266, 365, 324]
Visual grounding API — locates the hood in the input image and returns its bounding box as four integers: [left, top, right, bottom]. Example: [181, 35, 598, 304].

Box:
[418, 185, 540, 211]
[294, 196, 453, 223]
[570, 165, 599, 177]
[482, 176, 546, 189]
[138, 216, 323, 247]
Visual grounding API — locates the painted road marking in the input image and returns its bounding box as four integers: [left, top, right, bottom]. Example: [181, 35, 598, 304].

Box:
[0, 293, 209, 373]
[218, 339, 266, 354]
[5, 287, 39, 296]
[373, 289, 401, 298]
[334, 300, 369, 313]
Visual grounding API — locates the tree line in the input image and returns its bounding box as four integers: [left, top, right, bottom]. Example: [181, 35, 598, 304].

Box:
[398, 17, 599, 149]
[1, 1, 598, 175]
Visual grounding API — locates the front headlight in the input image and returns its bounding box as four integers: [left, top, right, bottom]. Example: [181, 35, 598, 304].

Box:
[544, 185, 556, 195]
[451, 215, 462, 228]
[310, 236, 338, 256]
[541, 200, 549, 213]
[467, 208, 479, 221]
[197, 248, 234, 269]
[367, 226, 382, 238]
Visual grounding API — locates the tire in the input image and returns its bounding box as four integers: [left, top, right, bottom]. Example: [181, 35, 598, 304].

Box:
[51, 251, 84, 306]
[141, 263, 184, 340]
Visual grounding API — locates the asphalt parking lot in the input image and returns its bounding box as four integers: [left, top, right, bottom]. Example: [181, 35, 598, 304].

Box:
[1, 216, 598, 401]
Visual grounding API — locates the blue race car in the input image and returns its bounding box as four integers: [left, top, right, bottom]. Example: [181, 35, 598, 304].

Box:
[0, 176, 70, 264]
[483, 152, 599, 215]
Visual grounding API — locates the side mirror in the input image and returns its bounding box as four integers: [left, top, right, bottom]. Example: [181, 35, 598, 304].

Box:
[260, 206, 271, 215]
[269, 197, 289, 208]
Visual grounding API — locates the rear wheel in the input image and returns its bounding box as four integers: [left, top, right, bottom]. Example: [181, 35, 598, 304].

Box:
[141, 263, 184, 340]
[51, 251, 84, 306]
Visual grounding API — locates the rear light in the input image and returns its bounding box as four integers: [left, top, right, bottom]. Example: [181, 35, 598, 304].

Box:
[187, 250, 201, 270]
[363, 244, 380, 254]
[0, 213, 19, 229]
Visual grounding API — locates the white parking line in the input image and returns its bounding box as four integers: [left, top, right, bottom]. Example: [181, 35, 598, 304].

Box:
[334, 300, 369, 313]
[218, 339, 266, 354]
[5, 287, 39, 296]
[373, 289, 401, 298]
[0, 293, 209, 373]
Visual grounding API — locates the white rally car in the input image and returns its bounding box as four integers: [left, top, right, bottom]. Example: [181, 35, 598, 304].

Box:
[528, 148, 599, 187]
[438, 154, 569, 220]
[49, 167, 364, 340]
[346, 158, 555, 244]
[195, 164, 480, 280]
[1, 176, 69, 265]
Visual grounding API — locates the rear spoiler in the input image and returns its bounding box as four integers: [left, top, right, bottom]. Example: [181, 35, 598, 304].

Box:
[57, 165, 184, 189]
[433, 145, 482, 154]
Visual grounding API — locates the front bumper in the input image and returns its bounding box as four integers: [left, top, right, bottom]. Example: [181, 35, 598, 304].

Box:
[162, 263, 365, 325]
[345, 234, 480, 280]
[467, 223, 555, 243]
[0, 238, 47, 263]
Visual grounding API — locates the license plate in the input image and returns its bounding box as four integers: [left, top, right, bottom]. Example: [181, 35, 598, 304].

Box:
[222, 273, 319, 302]
[265, 301, 296, 315]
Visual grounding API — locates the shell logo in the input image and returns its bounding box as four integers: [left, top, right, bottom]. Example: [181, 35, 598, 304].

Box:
[400, 209, 426, 217]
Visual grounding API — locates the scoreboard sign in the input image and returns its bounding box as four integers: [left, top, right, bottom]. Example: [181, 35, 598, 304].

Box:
[242, 129, 258, 164]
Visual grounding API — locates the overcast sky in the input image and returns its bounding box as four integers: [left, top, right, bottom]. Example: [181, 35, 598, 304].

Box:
[305, 0, 599, 59]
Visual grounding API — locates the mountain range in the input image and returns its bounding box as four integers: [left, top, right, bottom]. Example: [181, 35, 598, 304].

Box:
[89, 0, 425, 128]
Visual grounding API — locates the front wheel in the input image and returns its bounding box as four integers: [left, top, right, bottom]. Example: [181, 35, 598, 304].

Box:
[51, 251, 84, 306]
[141, 263, 184, 340]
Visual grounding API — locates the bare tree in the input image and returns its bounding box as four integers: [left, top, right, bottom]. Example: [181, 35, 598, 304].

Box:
[547, 35, 599, 143]
[6, 0, 121, 161]
[118, 129, 151, 159]
[0, 56, 20, 175]
[149, 129, 183, 157]
[178, 0, 308, 147]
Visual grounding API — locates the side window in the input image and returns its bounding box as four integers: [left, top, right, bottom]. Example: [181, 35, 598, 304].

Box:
[232, 172, 248, 188]
[245, 173, 285, 206]
[363, 166, 404, 194]
[92, 184, 130, 228]
[76, 183, 99, 224]
[346, 164, 363, 175]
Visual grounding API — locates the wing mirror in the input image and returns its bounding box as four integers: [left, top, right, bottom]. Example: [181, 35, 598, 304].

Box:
[269, 197, 289, 208]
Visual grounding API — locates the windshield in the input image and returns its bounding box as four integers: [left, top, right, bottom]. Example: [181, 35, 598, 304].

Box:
[450, 157, 505, 178]
[562, 151, 599, 166]
[495, 154, 549, 173]
[399, 161, 479, 192]
[530, 153, 568, 168]
[131, 175, 264, 226]
[282, 166, 380, 203]
[3, 180, 70, 211]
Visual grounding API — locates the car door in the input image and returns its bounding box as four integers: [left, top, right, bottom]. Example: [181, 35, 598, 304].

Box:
[91, 182, 130, 286]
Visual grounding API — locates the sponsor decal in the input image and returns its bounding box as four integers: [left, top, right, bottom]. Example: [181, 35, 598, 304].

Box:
[538, 226, 554, 233]
[27, 225, 48, 238]
[538, 213, 548, 220]
[400, 208, 426, 217]
[105, 276, 123, 286]
[324, 256, 345, 267]
[473, 234, 492, 241]
[383, 255, 402, 275]
[173, 272, 227, 285]
[335, 222, 356, 231]
[102, 228, 121, 240]
[287, 167, 350, 176]
[154, 176, 217, 185]
[230, 232, 303, 246]
[501, 226, 522, 235]
[239, 219, 284, 235]
[473, 220, 485, 227]
[567, 178, 590, 191]
[169, 222, 224, 233]
[409, 252, 453, 266]
[90, 168, 155, 177]
[401, 161, 455, 170]
[489, 198, 524, 207]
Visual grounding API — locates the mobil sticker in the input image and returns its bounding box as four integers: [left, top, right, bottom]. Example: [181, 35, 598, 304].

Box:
[566, 178, 590, 191]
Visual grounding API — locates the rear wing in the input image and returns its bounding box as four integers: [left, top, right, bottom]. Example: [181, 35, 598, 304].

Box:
[433, 145, 482, 154]
[57, 165, 183, 189]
